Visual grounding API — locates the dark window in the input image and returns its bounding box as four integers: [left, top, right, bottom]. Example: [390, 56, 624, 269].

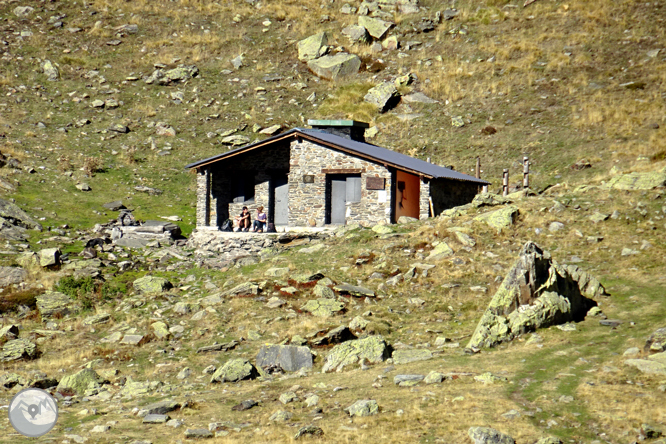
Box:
[231, 173, 255, 203]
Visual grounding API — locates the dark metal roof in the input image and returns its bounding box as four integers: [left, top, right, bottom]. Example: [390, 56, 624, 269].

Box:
[185, 128, 489, 184]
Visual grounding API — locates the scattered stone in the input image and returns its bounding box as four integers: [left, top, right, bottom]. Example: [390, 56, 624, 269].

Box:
[155, 123, 176, 137]
[42, 60, 60, 81]
[392, 349, 432, 365]
[468, 426, 516, 444]
[56, 368, 103, 396]
[606, 171, 666, 190]
[307, 53, 361, 80]
[371, 224, 393, 234]
[176, 367, 191, 380]
[298, 32, 329, 61]
[451, 116, 465, 127]
[474, 206, 519, 230]
[36, 291, 74, 318]
[323, 336, 390, 372]
[143, 414, 170, 424]
[103, 201, 126, 211]
[13, 6, 34, 17]
[184, 429, 213, 439]
[468, 242, 606, 348]
[76, 183, 92, 192]
[364, 82, 400, 112]
[474, 372, 508, 384]
[334, 283, 375, 297]
[120, 335, 145, 346]
[109, 124, 130, 133]
[210, 359, 259, 383]
[428, 242, 453, 260]
[83, 313, 111, 326]
[393, 374, 424, 386]
[358, 16, 393, 39]
[141, 400, 181, 416]
[302, 298, 344, 317]
[349, 316, 369, 331]
[535, 437, 563, 444]
[645, 327, 666, 353]
[256, 344, 313, 372]
[424, 371, 446, 384]
[279, 391, 298, 404]
[294, 425, 324, 440]
[230, 54, 244, 69]
[342, 25, 370, 43]
[548, 221, 565, 232]
[259, 125, 281, 135]
[91, 425, 110, 433]
[231, 399, 258, 411]
[345, 399, 379, 417]
[145, 65, 199, 85]
[269, 410, 292, 421]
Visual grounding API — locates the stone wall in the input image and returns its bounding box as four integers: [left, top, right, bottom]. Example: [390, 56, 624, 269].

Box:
[188, 229, 279, 260]
[196, 168, 210, 227]
[419, 178, 431, 220]
[288, 139, 392, 226]
[429, 178, 480, 215]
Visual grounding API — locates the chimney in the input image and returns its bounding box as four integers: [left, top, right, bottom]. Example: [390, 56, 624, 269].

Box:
[307, 119, 369, 143]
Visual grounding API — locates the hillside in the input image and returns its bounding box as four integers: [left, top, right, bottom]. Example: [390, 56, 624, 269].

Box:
[0, 0, 664, 443]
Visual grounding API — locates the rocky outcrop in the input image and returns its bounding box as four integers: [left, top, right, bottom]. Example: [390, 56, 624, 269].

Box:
[474, 205, 519, 230]
[133, 276, 172, 293]
[0, 198, 42, 230]
[467, 242, 607, 349]
[145, 65, 199, 85]
[645, 327, 666, 353]
[606, 171, 666, 190]
[468, 427, 515, 444]
[0, 339, 37, 361]
[307, 53, 361, 80]
[298, 32, 328, 61]
[364, 82, 400, 112]
[322, 336, 391, 372]
[56, 368, 104, 396]
[210, 359, 259, 383]
[36, 291, 76, 319]
[113, 220, 181, 248]
[256, 345, 313, 372]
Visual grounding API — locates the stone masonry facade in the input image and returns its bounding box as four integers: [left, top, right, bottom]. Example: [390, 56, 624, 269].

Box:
[195, 137, 457, 228]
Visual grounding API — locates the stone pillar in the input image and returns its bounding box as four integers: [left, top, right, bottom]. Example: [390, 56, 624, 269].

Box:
[196, 167, 211, 227]
[419, 178, 430, 220]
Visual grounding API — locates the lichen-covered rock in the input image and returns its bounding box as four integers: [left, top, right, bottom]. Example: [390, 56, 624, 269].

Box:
[323, 336, 390, 372]
[364, 82, 400, 113]
[358, 16, 393, 39]
[0, 198, 42, 230]
[333, 283, 375, 297]
[392, 349, 432, 365]
[294, 425, 324, 440]
[224, 282, 259, 296]
[120, 378, 163, 397]
[38, 248, 61, 267]
[1, 339, 37, 361]
[42, 60, 60, 81]
[371, 224, 393, 234]
[307, 53, 361, 80]
[36, 291, 75, 318]
[606, 171, 666, 190]
[133, 275, 172, 293]
[645, 327, 666, 353]
[450, 229, 476, 247]
[82, 313, 111, 326]
[297, 32, 328, 61]
[302, 298, 344, 317]
[145, 64, 198, 85]
[427, 242, 453, 260]
[467, 242, 606, 349]
[624, 356, 666, 375]
[313, 283, 335, 299]
[474, 205, 519, 230]
[151, 321, 171, 339]
[345, 399, 379, 417]
[468, 426, 516, 444]
[265, 267, 290, 277]
[0, 324, 19, 340]
[256, 344, 313, 372]
[342, 25, 370, 43]
[210, 359, 259, 383]
[56, 368, 104, 395]
[0, 266, 27, 287]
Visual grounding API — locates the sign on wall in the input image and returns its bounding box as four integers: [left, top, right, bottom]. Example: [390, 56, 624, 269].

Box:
[366, 177, 385, 190]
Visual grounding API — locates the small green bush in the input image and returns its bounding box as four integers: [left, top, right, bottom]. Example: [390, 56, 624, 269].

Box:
[101, 281, 128, 299]
[55, 276, 96, 299]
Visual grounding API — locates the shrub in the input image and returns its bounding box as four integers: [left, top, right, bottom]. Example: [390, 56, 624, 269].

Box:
[55, 276, 96, 299]
[82, 156, 103, 176]
[101, 281, 128, 299]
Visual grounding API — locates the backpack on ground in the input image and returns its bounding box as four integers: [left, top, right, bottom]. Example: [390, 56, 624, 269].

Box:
[220, 219, 233, 232]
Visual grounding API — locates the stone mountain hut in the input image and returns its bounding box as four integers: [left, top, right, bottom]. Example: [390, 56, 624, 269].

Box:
[186, 120, 488, 229]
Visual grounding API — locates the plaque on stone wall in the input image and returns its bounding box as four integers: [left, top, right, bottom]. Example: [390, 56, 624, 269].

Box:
[302, 175, 315, 183]
[366, 177, 385, 190]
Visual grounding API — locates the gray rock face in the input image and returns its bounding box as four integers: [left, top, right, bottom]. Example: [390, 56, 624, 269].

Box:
[210, 359, 259, 383]
[38, 248, 61, 267]
[0, 266, 27, 287]
[143, 414, 170, 424]
[36, 291, 75, 318]
[364, 82, 400, 112]
[468, 427, 516, 444]
[56, 368, 104, 395]
[333, 283, 375, 297]
[298, 32, 328, 61]
[467, 242, 607, 349]
[42, 60, 60, 81]
[342, 25, 370, 43]
[302, 298, 344, 317]
[323, 336, 391, 372]
[392, 349, 432, 365]
[13, 6, 35, 17]
[358, 16, 393, 39]
[145, 65, 199, 85]
[256, 344, 313, 372]
[345, 399, 379, 417]
[133, 276, 172, 293]
[645, 327, 666, 353]
[0, 198, 42, 230]
[1, 339, 37, 361]
[307, 53, 361, 80]
[140, 399, 181, 416]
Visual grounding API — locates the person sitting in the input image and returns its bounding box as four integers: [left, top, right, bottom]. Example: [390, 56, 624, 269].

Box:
[234, 206, 251, 231]
[252, 206, 267, 232]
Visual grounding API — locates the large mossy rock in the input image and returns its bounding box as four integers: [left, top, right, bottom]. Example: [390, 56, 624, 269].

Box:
[358, 16, 393, 39]
[467, 242, 607, 349]
[474, 205, 519, 230]
[298, 32, 328, 61]
[364, 82, 400, 113]
[468, 426, 516, 444]
[56, 368, 104, 395]
[307, 53, 361, 80]
[625, 352, 666, 375]
[256, 344, 313, 372]
[322, 336, 391, 372]
[210, 359, 259, 383]
[0, 339, 37, 362]
[133, 275, 172, 293]
[606, 171, 666, 190]
[302, 298, 345, 317]
[345, 399, 379, 417]
[36, 291, 75, 319]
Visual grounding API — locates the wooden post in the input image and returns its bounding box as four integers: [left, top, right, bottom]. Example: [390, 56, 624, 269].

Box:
[475, 157, 481, 179]
[523, 156, 529, 189]
[428, 197, 435, 218]
[502, 169, 509, 196]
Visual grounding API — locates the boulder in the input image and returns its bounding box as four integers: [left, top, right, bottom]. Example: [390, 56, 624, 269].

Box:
[474, 205, 519, 230]
[371, 224, 393, 234]
[364, 82, 400, 112]
[342, 25, 370, 44]
[36, 291, 75, 318]
[402, 92, 438, 104]
[0, 339, 37, 361]
[145, 65, 198, 85]
[221, 134, 250, 146]
[323, 335, 391, 372]
[133, 276, 172, 293]
[0, 198, 42, 230]
[468, 427, 516, 444]
[345, 399, 379, 417]
[333, 283, 375, 297]
[0, 266, 27, 287]
[151, 321, 171, 339]
[0, 324, 19, 340]
[313, 283, 335, 298]
[302, 298, 344, 317]
[427, 242, 453, 260]
[224, 282, 259, 296]
[358, 16, 393, 39]
[56, 368, 104, 395]
[645, 327, 666, 353]
[13, 6, 34, 17]
[265, 267, 290, 277]
[102, 201, 126, 211]
[210, 359, 259, 383]
[625, 357, 666, 375]
[42, 60, 60, 81]
[82, 313, 111, 326]
[38, 248, 61, 267]
[294, 425, 324, 440]
[307, 53, 361, 80]
[606, 171, 666, 190]
[467, 242, 606, 349]
[311, 325, 356, 346]
[256, 344, 313, 372]
[140, 399, 181, 416]
[297, 32, 328, 61]
[392, 349, 432, 365]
